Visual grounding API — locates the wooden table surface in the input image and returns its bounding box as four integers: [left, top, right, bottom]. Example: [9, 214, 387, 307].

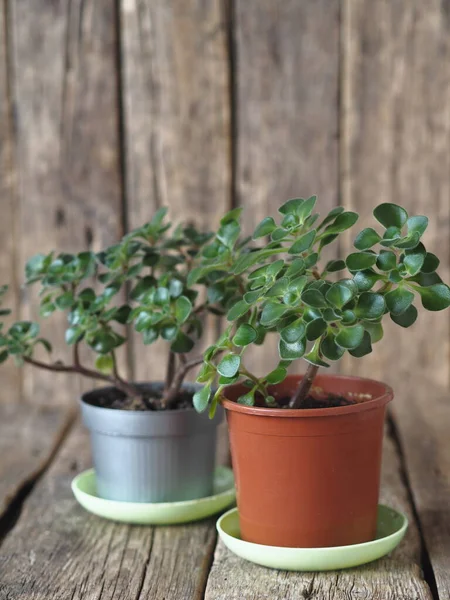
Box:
[0, 381, 448, 600]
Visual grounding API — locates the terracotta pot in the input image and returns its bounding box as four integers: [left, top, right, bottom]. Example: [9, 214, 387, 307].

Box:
[222, 374, 393, 548]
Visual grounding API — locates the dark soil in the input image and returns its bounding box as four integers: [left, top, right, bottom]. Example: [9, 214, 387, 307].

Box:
[87, 387, 194, 411]
[256, 393, 355, 409]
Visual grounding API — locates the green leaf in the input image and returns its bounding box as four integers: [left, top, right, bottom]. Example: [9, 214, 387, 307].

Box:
[353, 269, 383, 292]
[95, 354, 114, 374]
[326, 282, 353, 309]
[154, 287, 169, 305]
[196, 363, 215, 383]
[385, 287, 415, 315]
[407, 215, 428, 237]
[297, 196, 317, 222]
[0, 350, 8, 364]
[304, 252, 319, 268]
[34, 338, 52, 353]
[323, 211, 359, 235]
[266, 277, 289, 298]
[287, 276, 308, 295]
[285, 258, 305, 278]
[65, 326, 83, 345]
[232, 324, 257, 347]
[403, 250, 425, 276]
[143, 327, 158, 344]
[335, 325, 365, 349]
[354, 228, 381, 250]
[221, 207, 242, 225]
[373, 203, 408, 229]
[280, 320, 306, 344]
[288, 230, 316, 254]
[380, 226, 402, 247]
[355, 293, 386, 320]
[161, 325, 178, 341]
[260, 302, 288, 326]
[227, 300, 250, 321]
[376, 251, 397, 271]
[217, 220, 240, 248]
[171, 331, 194, 353]
[304, 339, 329, 367]
[390, 305, 418, 327]
[346, 252, 377, 271]
[169, 279, 183, 298]
[279, 338, 305, 360]
[341, 310, 357, 325]
[253, 217, 277, 239]
[349, 331, 373, 357]
[218, 374, 239, 385]
[318, 206, 345, 229]
[217, 354, 241, 378]
[237, 391, 256, 406]
[193, 385, 211, 413]
[324, 259, 346, 273]
[301, 289, 328, 308]
[321, 334, 345, 361]
[271, 227, 289, 241]
[279, 198, 304, 215]
[175, 296, 192, 323]
[55, 292, 75, 310]
[363, 321, 384, 343]
[415, 284, 450, 311]
[306, 318, 327, 341]
[421, 253, 440, 273]
[266, 366, 287, 384]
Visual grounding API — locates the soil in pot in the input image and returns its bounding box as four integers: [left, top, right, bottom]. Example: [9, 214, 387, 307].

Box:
[88, 386, 194, 411]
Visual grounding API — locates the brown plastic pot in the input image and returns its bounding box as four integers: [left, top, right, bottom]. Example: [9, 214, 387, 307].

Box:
[222, 374, 393, 548]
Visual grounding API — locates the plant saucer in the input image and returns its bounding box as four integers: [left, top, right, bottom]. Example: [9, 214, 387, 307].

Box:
[72, 466, 235, 525]
[217, 504, 408, 571]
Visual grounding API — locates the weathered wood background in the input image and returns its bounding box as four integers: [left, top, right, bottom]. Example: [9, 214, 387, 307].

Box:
[0, 0, 449, 403]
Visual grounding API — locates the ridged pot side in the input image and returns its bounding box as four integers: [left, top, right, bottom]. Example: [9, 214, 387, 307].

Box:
[222, 374, 393, 548]
[81, 383, 224, 503]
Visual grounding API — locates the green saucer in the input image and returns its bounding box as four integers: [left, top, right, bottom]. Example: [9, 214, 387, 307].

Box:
[72, 466, 235, 525]
[217, 505, 408, 571]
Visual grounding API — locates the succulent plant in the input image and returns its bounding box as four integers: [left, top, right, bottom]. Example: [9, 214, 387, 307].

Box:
[194, 198, 450, 414]
[0, 208, 238, 409]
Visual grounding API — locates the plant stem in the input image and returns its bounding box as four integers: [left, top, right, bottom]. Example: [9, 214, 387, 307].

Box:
[160, 355, 204, 409]
[164, 350, 176, 392]
[23, 356, 141, 399]
[289, 363, 320, 408]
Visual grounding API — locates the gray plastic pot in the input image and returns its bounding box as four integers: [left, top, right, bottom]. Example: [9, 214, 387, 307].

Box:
[80, 382, 223, 503]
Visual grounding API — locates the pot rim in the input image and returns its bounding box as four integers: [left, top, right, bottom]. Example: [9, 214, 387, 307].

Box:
[221, 374, 393, 418]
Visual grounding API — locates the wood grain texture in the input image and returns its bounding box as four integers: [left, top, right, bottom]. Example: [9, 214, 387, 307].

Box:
[205, 429, 432, 600]
[393, 380, 450, 599]
[8, 0, 124, 405]
[341, 0, 450, 388]
[0, 422, 221, 600]
[234, 0, 340, 376]
[120, 0, 231, 382]
[0, 1, 20, 404]
[0, 402, 74, 519]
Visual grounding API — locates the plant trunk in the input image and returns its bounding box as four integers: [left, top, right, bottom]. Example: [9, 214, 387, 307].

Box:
[289, 363, 319, 408]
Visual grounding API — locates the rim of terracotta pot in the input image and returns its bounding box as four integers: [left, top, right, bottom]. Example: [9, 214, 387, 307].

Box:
[221, 374, 393, 418]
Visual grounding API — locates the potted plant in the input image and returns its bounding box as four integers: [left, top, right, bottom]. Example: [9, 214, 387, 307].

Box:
[0, 208, 238, 503]
[193, 199, 450, 548]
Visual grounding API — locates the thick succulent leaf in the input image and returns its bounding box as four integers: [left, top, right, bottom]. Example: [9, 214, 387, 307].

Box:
[421, 253, 440, 273]
[217, 354, 241, 378]
[237, 390, 256, 406]
[171, 331, 194, 353]
[279, 338, 305, 360]
[354, 228, 381, 250]
[278, 198, 304, 215]
[349, 331, 373, 357]
[95, 354, 114, 374]
[407, 215, 428, 237]
[415, 283, 450, 311]
[323, 211, 359, 234]
[285, 258, 306, 278]
[261, 302, 288, 326]
[353, 269, 383, 292]
[385, 287, 415, 315]
[217, 220, 240, 248]
[403, 250, 425, 276]
[193, 385, 211, 413]
[232, 324, 257, 346]
[253, 217, 277, 239]
[346, 252, 378, 271]
[227, 300, 250, 321]
[335, 325, 365, 349]
[280, 320, 306, 344]
[363, 321, 384, 343]
[304, 339, 329, 367]
[301, 289, 328, 309]
[390, 305, 418, 327]
[320, 333, 345, 361]
[306, 318, 327, 341]
[288, 230, 316, 254]
[326, 282, 353, 309]
[297, 196, 317, 222]
[266, 366, 288, 385]
[317, 206, 345, 229]
[324, 259, 346, 273]
[355, 293, 386, 320]
[266, 277, 289, 298]
[175, 296, 192, 323]
[376, 251, 397, 272]
[373, 203, 408, 229]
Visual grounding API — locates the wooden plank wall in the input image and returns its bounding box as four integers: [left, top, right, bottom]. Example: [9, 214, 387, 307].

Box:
[0, 0, 449, 405]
